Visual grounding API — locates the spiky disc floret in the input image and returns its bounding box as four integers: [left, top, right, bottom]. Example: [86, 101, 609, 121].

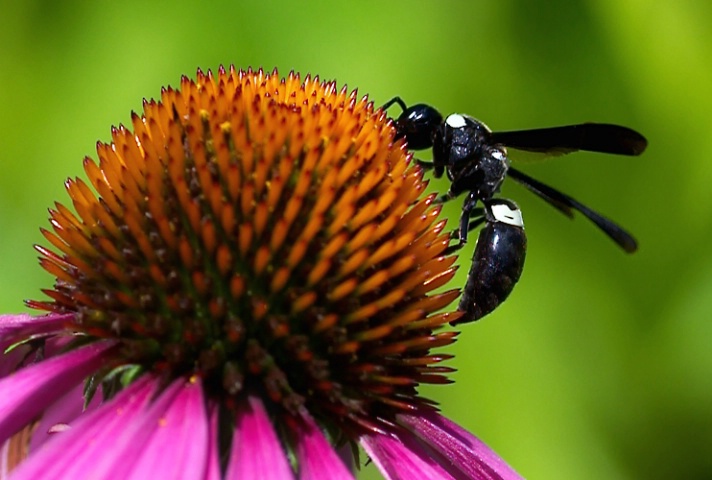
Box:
[29, 66, 461, 434]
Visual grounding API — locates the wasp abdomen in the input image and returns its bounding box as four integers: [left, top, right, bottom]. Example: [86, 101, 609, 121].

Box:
[454, 202, 527, 324]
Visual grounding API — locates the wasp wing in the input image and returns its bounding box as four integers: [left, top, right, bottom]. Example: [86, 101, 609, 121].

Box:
[492, 123, 647, 157]
[508, 168, 638, 253]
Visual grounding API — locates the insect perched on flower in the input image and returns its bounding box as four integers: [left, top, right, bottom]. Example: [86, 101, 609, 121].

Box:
[0, 67, 522, 479]
[383, 98, 647, 324]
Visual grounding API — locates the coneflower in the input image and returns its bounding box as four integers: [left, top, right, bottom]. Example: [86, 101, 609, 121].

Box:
[0, 66, 521, 479]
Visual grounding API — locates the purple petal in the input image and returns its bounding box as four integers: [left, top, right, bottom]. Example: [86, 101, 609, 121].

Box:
[125, 378, 211, 480]
[204, 405, 221, 480]
[9, 374, 157, 480]
[399, 411, 523, 480]
[0, 314, 74, 348]
[0, 315, 75, 378]
[361, 430, 456, 480]
[1, 335, 77, 379]
[294, 413, 353, 480]
[28, 381, 103, 452]
[1, 436, 11, 479]
[0, 341, 116, 445]
[36, 335, 75, 358]
[0, 343, 30, 378]
[74, 378, 183, 479]
[227, 395, 294, 480]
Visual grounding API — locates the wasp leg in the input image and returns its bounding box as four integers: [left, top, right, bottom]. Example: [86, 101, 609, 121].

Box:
[444, 207, 485, 255]
[441, 192, 480, 255]
[381, 96, 408, 112]
[433, 190, 458, 205]
[415, 158, 435, 170]
[456, 193, 480, 243]
[413, 157, 445, 178]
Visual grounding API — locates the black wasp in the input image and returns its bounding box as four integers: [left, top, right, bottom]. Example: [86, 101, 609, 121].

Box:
[382, 97, 647, 325]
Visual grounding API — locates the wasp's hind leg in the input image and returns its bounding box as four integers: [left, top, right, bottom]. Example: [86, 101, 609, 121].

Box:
[443, 193, 483, 255]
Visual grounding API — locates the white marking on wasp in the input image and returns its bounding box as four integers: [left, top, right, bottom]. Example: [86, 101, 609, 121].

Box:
[491, 203, 524, 227]
[446, 114, 467, 128]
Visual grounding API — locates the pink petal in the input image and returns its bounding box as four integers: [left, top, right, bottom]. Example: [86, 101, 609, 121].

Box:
[36, 335, 75, 358]
[9, 374, 158, 480]
[227, 395, 294, 480]
[28, 381, 103, 452]
[361, 430, 456, 480]
[0, 315, 76, 379]
[1, 335, 77, 379]
[204, 405, 221, 480]
[126, 378, 211, 480]
[0, 341, 116, 445]
[399, 411, 523, 480]
[0, 314, 74, 348]
[294, 413, 353, 480]
[0, 343, 30, 378]
[0, 436, 11, 479]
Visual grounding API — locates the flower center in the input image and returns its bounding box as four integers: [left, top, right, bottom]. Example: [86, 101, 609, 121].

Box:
[29, 66, 460, 433]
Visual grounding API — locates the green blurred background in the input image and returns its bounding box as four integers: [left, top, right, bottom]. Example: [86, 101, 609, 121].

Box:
[1, 1, 710, 478]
